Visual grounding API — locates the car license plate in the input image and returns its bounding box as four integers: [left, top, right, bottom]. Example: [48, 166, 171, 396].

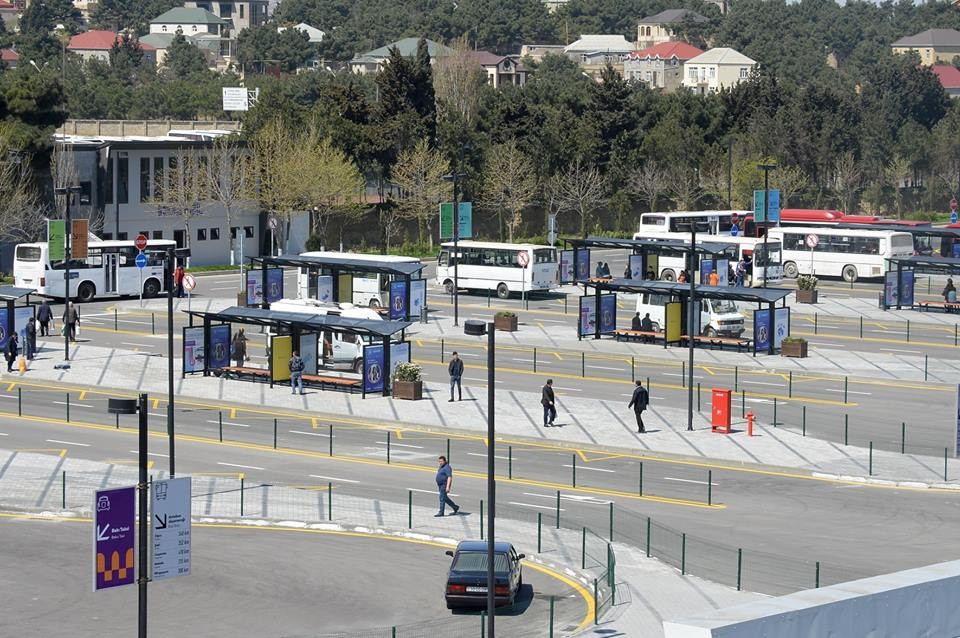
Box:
[465, 586, 487, 593]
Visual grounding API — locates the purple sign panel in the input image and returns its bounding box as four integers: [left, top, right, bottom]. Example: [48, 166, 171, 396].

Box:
[93, 485, 136, 591]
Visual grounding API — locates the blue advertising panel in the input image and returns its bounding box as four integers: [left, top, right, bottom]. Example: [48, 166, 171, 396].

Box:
[629, 254, 644, 280]
[363, 343, 385, 393]
[0, 308, 8, 350]
[900, 271, 915, 307]
[560, 250, 574, 284]
[208, 324, 231, 369]
[182, 326, 205, 373]
[717, 259, 729, 286]
[883, 271, 898, 308]
[753, 308, 771, 353]
[774, 307, 790, 349]
[266, 268, 284, 303]
[390, 341, 410, 382]
[410, 279, 426, 318]
[245, 271, 261, 305]
[389, 280, 409, 320]
[316, 275, 334, 303]
[599, 294, 617, 334]
[753, 189, 781, 223]
[578, 296, 596, 337]
[575, 249, 590, 282]
[458, 202, 473, 239]
[700, 260, 714, 284]
[13, 306, 33, 348]
[93, 485, 136, 591]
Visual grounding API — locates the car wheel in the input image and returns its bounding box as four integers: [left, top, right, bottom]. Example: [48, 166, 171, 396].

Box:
[660, 269, 675, 282]
[496, 283, 510, 299]
[443, 279, 455, 294]
[353, 359, 363, 374]
[704, 327, 717, 337]
[77, 282, 96, 303]
[842, 265, 858, 283]
[783, 261, 799, 279]
[143, 278, 161, 298]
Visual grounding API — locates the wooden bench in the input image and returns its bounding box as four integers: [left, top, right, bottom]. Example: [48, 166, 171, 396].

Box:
[914, 300, 960, 313]
[681, 335, 753, 352]
[302, 374, 362, 394]
[216, 366, 271, 382]
[614, 329, 660, 343]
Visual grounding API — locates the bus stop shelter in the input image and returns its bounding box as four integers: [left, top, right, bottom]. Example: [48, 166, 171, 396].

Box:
[581, 279, 792, 355]
[183, 306, 412, 397]
[247, 255, 426, 318]
[883, 256, 960, 310]
[0, 286, 36, 351]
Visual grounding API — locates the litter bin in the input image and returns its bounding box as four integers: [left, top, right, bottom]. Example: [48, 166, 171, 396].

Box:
[711, 388, 732, 433]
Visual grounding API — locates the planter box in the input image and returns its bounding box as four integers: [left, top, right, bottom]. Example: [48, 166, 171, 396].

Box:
[796, 289, 818, 304]
[780, 341, 809, 358]
[494, 315, 518, 332]
[392, 380, 423, 401]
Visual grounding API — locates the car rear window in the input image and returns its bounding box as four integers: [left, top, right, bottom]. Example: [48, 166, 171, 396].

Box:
[452, 552, 509, 573]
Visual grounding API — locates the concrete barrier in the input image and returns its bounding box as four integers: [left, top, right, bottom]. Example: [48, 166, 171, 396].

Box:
[663, 559, 960, 637]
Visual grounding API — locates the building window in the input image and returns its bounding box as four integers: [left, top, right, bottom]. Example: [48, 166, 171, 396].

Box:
[739, 66, 749, 79]
[244, 226, 254, 238]
[645, 71, 652, 81]
[197, 228, 207, 241]
[102, 233, 113, 240]
[210, 227, 220, 241]
[104, 159, 113, 204]
[708, 67, 716, 79]
[117, 155, 129, 204]
[153, 157, 164, 197]
[118, 232, 129, 240]
[191, 25, 198, 32]
[139, 157, 151, 202]
[219, 2, 232, 17]
[79, 181, 92, 205]
[153, 230, 163, 239]
[688, 67, 697, 79]
[239, 4, 244, 18]
[161, 25, 167, 32]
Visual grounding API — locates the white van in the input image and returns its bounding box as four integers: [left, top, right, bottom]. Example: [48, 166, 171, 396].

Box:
[268, 298, 382, 372]
[634, 293, 745, 337]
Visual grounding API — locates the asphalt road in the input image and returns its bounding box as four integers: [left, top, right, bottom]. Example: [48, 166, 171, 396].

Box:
[0, 514, 583, 637]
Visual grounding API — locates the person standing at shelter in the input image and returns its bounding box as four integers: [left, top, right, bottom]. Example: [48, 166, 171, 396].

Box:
[541, 379, 556, 426]
[628, 380, 649, 433]
[435, 456, 459, 517]
[448, 351, 463, 402]
[640, 312, 654, 342]
[174, 264, 185, 298]
[62, 302, 79, 342]
[25, 319, 36, 360]
[601, 262, 611, 278]
[289, 350, 305, 395]
[232, 328, 248, 367]
[37, 300, 52, 337]
[624, 264, 632, 279]
[709, 270, 719, 286]
[943, 278, 957, 303]
[5, 332, 18, 373]
[646, 267, 656, 280]
[735, 259, 747, 287]
[631, 312, 642, 331]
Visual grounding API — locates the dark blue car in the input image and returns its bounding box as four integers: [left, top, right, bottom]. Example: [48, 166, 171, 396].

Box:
[444, 540, 524, 609]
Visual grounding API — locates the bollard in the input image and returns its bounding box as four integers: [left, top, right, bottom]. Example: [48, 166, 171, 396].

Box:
[329, 423, 333, 457]
[844, 414, 849, 445]
[387, 431, 391, 464]
[446, 438, 450, 464]
[741, 389, 746, 418]
[859, 316, 863, 338]
[844, 376, 848, 403]
[645, 516, 651, 557]
[556, 490, 561, 528]
[772, 397, 778, 427]
[631, 356, 635, 382]
[564, 295, 568, 314]
[116, 413, 119, 429]
[219, 411, 223, 442]
[66, 393, 70, 422]
[508, 445, 513, 479]
[440, 338, 444, 362]
[481, 611, 486, 638]
[480, 500, 484, 539]
[240, 476, 245, 516]
[907, 319, 910, 343]
[737, 548, 743, 590]
[945, 448, 949, 482]
[392, 627, 397, 638]
[273, 418, 277, 449]
[487, 288, 491, 307]
[593, 579, 599, 625]
[802, 405, 807, 437]
[746, 412, 754, 437]
[581, 352, 585, 377]
[533, 347, 537, 373]
[638, 462, 644, 495]
[572, 454, 577, 487]
[114, 308, 118, 331]
[924, 355, 928, 381]
[647, 377, 651, 400]
[734, 365, 738, 391]
[955, 324, 958, 347]
[788, 371, 793, 398]
[62, 470, 66, 508]
[901, 422, 906, 454]
[697, 383, 701, 411]
[549, 596, 555, 638]
[537, 512, 542, 553]
[707, 470, 713, 505]
[151, 312, 155, 334]
[17, 386, 21, 416]
[682, 361, 686, 387]
[581, 527, 586, 569]
[328, 482, 332, 520]
[681, 533, 686, 575]
[609, 502, 614, 542]
[408, 490, 412, 529]
[815, 561, 820, 588]
[869, 442, 873, 476]
[814, 313, 818, 334]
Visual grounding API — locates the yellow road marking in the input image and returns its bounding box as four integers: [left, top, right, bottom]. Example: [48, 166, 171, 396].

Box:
[6, 382, 15, 391]
[16, 448, 68, 457]
[702, 367, 715, 376]
[311, 417, 319, 430]
[554, 352, 562, 360]
[78, 391, 86, 401]
[794, 330, 950, 348]
[230, 408, 237, 419]
[153, 399, 160, 409]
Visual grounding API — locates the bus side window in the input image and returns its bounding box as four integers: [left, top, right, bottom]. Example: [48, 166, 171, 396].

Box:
[438, 251, 449, 267]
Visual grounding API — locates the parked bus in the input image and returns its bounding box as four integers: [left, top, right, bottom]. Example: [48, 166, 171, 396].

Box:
[14, 239, 176, 301]
[631, 230, 783, 286]
[768, 227, 913, 282]
[296, 251, 423, 308]
[638, 211, 747, 235]
[436, 241, 558, 299]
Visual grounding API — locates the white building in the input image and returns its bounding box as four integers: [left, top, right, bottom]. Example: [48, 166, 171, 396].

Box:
[279, 22, 325, 44]
[636, 9, 708, 49]
[563, 35, 635, 64]
[184, 0, 270, 31]
[150, 7, 229, 37]
[682, 47, 756, 94]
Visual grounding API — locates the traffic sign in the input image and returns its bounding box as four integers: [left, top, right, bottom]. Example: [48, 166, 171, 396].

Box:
[730, 225, 739, 237]
[93, 485, 136, 591]
[135, 252, 147, 268]
[268, 216, 280, 232]
[951, 198, 958, 212]
[952, 211, 958, 225]
[134, 234, 148, 251]
[152, 477, 191, 581]
[182, 273, 197, 292]
[517, 251, 530, 268]
[805, 234, 819, 249]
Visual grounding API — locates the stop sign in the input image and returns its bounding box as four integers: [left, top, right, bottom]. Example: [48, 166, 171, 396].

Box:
[134, 234, 148, 251]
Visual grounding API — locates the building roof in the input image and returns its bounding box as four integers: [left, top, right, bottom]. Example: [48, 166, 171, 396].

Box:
[629, 41, 704, 61]
[892, 28, 960, 48]
[932, 64, 960, 89]
[470, 50, 507, 65]
[68, 31, 156, 51]
[359, 37, 453, 60]
[0, 47, 18, 61]
[686, 47, 755, 65]
[639, 9, 709, 24]
[564, 34, 634, 54]
[151, 7, 229, 25]
[289, 22, 325, 43]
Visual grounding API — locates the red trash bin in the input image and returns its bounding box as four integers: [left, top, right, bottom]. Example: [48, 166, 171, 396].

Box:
[711, 388, 732, 433]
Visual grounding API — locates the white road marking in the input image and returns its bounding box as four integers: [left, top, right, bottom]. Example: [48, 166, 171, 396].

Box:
[290, 430, 332, 438]
[130, 450, 169, 458]
[217, 462, 264, 470]
[121, 342, 152, 347]
[408, 487, 439, 495]
[0, 432, 7, 435]
[206, 419, 250, 428]
[663, 477, 718, 486]
[308, 474, 359, 483]
[0, 394, 17, 399]
[210, 287, 236, 291]
[53, 401, 93, 408]
[879, 348, 922, 354]
[46, 439, 90, 446]
[458, 352, 481, 357]
[562, 464, 615, 473]
[742, 381, 782, 387]
[522, 492, 611, 504]
[558, 387, 582, 392]
[148, 412, 167, 418]
[467, 452, 510, 460]
[375, 441, 424, 449]
[589, 366, 624, 371]
[508, 502, 566, 511]
[823, 389, 872, 396]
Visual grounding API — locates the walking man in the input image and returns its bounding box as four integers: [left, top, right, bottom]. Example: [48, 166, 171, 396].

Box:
[232, 328, 248, 367]
[5, 332, 18, 373]
[25, 319, 36, 360]
[448, 351, 463, 402]
[435, 456, 459, 517]
[289, 350, 305, 395]
[174, 264, 185, 298]
[541, 378, 556, 426]
[62, 302, 79, 342]
[37, 300, 52, 337]
[628, 380, 649, 433]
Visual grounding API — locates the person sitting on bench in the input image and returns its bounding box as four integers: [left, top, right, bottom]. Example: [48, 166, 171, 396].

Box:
[640, 313, 654, 342]
[631, 312, 642, 331]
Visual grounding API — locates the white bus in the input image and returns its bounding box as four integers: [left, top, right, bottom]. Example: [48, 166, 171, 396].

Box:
[639, 210, 749, 234]
[768, 227, 914, 282]
[296, 251, 423, 308]
[14, 239, 176, 301]
[436, 241, 559, 299]
[631, 230, 783, 286]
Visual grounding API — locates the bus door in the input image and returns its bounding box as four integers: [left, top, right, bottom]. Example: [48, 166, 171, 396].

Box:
[104, 252, 119, 293]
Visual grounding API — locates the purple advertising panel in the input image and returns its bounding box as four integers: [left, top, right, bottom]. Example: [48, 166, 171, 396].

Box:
[599, 293, 617, 334]
[93, 485, 136, 591]
[266, 268, 284, 303]
[208, 324, 231, 369]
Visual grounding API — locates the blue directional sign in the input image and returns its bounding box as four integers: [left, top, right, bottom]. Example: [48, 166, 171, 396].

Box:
[730, 225, 739, 237]
[952, 211, 958, 224]
[135, 252, 148, 268]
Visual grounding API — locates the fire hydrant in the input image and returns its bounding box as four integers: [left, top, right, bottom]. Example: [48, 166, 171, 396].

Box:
[746, 411, 754, 437]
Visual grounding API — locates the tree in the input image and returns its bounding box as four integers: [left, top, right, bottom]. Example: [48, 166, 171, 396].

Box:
[885, 156, 911, 219]
[162, 32, 209, 79]
[628, 162, 669, 213]
[666, 166, 702, 211]
[92, 0, 180, 34]
[203, 136, 252, 264]
[774, 165, 810, 209]
[931, 105, 960, 202]
[479, 141, 538, 243]
[152, 148, 209, 263]
[389, 139, 450, 247]
[303, 135, 365, 249]
[0, 125, 43, 242]
[832, 151, 862, 213]
[432, 35, 486, 128]
[236, 25, 314, 74]
[18, 0, 82, 35]
[546, 158, 606, 238]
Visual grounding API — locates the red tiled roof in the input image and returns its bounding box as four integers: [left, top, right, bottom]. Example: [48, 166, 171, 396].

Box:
[932, 64, 960, 89]
[68, 30, 156, 51]
[629, 41, 704, 61]
[0, 48, 18, 61]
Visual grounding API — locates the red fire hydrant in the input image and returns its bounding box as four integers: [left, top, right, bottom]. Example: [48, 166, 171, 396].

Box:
[746, 412, 754, 437]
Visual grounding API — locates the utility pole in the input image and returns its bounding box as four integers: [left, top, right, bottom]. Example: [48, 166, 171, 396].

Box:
[54, 185, 81, 361]
[757, 163, 777, 289]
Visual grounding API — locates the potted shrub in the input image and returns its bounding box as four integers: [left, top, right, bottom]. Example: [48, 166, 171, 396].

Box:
[494, 310, 518, 332]
[780, 336, 809, 358]
[795, 274, 818, 304]
[392, 362, 423, 400]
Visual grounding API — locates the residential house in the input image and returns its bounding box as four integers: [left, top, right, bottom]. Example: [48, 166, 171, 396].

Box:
[0, 47, 18, 68]
[470, 50, 527, 87]
[184, 0, 269, 31]
[564, 34, 634, 78]
[624, 41, 704, 92]
[932, 64, 960, 99]
[519, 44, 565, 62]
[636, 9, 708, 50]
[541, 0, 568, 12]
[67, 31, 157, 65]
[279, 23, 325, 44]
[682, 47, 755, 94]
[891, 29, 960, 66]
[140, 32, 221, 68]
[349, 38, 453, 75]
[150, 8, 232, 58]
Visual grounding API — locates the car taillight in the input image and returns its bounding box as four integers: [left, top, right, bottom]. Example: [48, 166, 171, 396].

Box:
[494, 586, 509, 596]
[447, 584, 466, 594]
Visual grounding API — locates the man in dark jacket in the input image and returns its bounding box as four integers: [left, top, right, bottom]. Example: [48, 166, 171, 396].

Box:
[289, 350, 305, 395]
[628, 380, 649, 433]
[5, 332, 18, 372]
[25, 320, 36, 360]
[541, 379, 556, 426]
[37, 301, 53, 337]
[63, 303, 79, 342]
[448, 351, 464, 402]
[631, 312, 642, 331]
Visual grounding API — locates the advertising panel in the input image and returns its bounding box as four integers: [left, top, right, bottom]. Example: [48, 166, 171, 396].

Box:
[629, 254, 645, 280]
[774, 307, 790, 349]
[560, 250, 574, 284]
[245, 271, 260, 305]
[14, 306, 33, 348]
[391, 341, 410, 382]
[599, 294, 617, 334]
[208, 324, 231, 369]
[410, 279, 426, 318]
[48, 220, 65, 261]
[0, 309, 7, 350]
[72, 219, 89, 259]
[575, 248, 590, 282]
[389, 280, 409, 320]
[700, 259, 715, 284]
[754, 308, 771, 353]
[884, 271, 898, 308]
[338, 273, 353, 303]
[316, 275, 333, 303]
[271, 334, 292, 382]
[266, 268, 284, 304]
[300, 333, 319, 375]
[363, 343, 385, 393]
[578, 296, 597, 337]
[900, 271, 915, 307]
[665, 301, 682, 343]
[93, 485, 136, 591]
[182, 326, 205, 373]
[717, 259, 729, 286]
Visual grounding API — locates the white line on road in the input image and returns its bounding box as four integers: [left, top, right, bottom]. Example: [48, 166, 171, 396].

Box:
[589, 366, 624, 371]
[217, 462, 264, 470]
[46, 439, 90, 446]
[879, 348, 922, 354]
[53, 401, 93, 408]
[308, 474, 359, 483]
[408, 488, 439, 495]
[0, 394, 16, 399]
[562, 464, 615, 473]
[148, 412, 167, 418]
[130, 450, 169, 458]
[0, 432, 7, 435]
[121, 342, 152, 347]
[742, 381, 782, 387]
[467, 452, 510, 460]
[376, 441, 424, 449]
[210, 287, 236, 291]
[663, 477, 718, 486]
[290, 430, 332, 438]
[206, 419, 250, 428]
[508, 502, 566, 511]
[522, 491, 611, 504]
[823, 389, 872, 396]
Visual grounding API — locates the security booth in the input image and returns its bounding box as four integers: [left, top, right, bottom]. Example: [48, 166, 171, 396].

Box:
[0, 286, 37, 353]
[182, 306, 412, 397]
[883, 256, 960, 311]
[246, 254, 427, 320]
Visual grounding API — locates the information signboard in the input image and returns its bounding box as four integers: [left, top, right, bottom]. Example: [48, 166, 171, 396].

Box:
[48, 220, 65, 262]
[71, 219, 89, 259]
[93, 485, 136, 591]
[152, 476, 191, 581]
[629, 254, 644, 280]
[753, 189, 781, 223]
[389, 280, 408, 320]
[578, 296, 596, 337]
[774, 307, 790, 349]
[363, 343, 385, 393]
[439, 202, 473, 239]
[182, 326, 205, 373]
[316, 275, 333, 303]
[559, 250, 575, 284]
[410, 279, 426, 318]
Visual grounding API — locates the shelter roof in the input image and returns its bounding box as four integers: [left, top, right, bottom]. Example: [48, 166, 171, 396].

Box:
[587, 279, 792, 304]
[249, 255, 425, 277]
[184, 306, 411, 337]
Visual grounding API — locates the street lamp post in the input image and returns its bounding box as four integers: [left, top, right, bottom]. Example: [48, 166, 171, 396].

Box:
[686, 224, 698, 432]
[757, 163, 777, 289]
[54, 185, 81, 361]
[443, 170, 466, 327]
[166, 246, 176, 476]
[464, 319, 496, 635]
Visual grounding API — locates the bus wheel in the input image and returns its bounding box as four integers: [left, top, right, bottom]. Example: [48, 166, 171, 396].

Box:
[783, 262, 799, 279]
[77, 282, 96, 303]
[496, 283, 510, 299]
[660, 269, 675, 282]
[842, 265, 858, 283]
[143, 279, 160, 298]
[443, 280, 455, 294]
[368, 298, 381, 308]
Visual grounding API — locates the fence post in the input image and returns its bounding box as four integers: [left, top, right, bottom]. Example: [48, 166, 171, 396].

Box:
[802, 405, 806, 437]
[533, 347, 537, 373]
[772, 397, 778, 427]
[697, 383, 701, 411]
[868, 441, 874, 476]
[907, 319, 910, 343]
[273, 418, 277, 449]
[955, 323, 958, 347]
[66, 392, 70, 422]
[844, 414, 849, 445]
[328, 482, 332, 520]
[859, 316, 863, 338]
[581, 527, 586, 569]
[240, 476, 245, 516]
[788, 371, 793, 398]
[151, 312, 155, 334]
[116, 413, 119, 429]
[681, 533, 686, 575]
[329, 423, 333, 457]
[392, 627, 397, 638]
[556, 490, 561, 528]
[387, 431, 391, 464]
[707, 470, 713, 506]
[814, 313, 818, 334]
[815, 561, 821, 588]
[572, 453, 576, 487]
[537, 512, 542, 553]
[440, 338, 444, 362]
[631, 356, 635, 382]
[639, 462, 643, 496]
[924, 355, 928, 382]
[219, 411, 223, 442]
[741, 389, 746, 418]
[62, 470, 66, 508]
[645, 516, 651, 557]
[508, 445, 513, 479]
[945, 448, 949, 482]
[408, 490, 412, 529]
[647, 377, 651, 400]
[593, 579, 599, 625]
[844, 376, 848, 403]
[737, 548, 743, 591]
[901, 422, 906, 454]
[446, 438, 451, 464]
[549, 596, 555, 638]
[734, 365, 738, 391]
[682, 361, 686, 387]
[480, 499, 484, 540]
[17, 386, 21, 416]
[114, 308, 118, 331]
[581, 352, 585, 377]
[609, 502, 614, 541]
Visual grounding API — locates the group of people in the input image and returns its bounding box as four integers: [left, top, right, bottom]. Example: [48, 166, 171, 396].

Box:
[2, 300, 81, 373]
[596, 262, 657, 281]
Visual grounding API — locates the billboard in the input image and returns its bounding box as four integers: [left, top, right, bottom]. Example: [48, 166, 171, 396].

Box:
[271, 334, 292, 382]
[222, 87, 249, 111]
[208, 324, 231, 369]
[665, 301, 682, 343]
[774, 307, 790, 349]
[599, 293, 617, 334]
[410, 279, 426, 318]
[316, 275, 333, 303]
[754, 308, 771, 353]
[578, 296, 597, 337]
[560, 250, 575, 284]
[629, 254, 644, 280]
[48, 220, 65, 262]
[93, 485, 136, 591]
[182, 326, 205, 374]
[439, 202, 473, 239]
[301, 333, 319, 375]
[246, 269, 283, 305]
[883, 271, 899, 308]
[900, 271, 915, 307]
[575, 249, 590, 282]
[363, 343, 385, 393]
[389, 280, 408, 320]
[266, 268, 284, 303]
[391, 341, 410, 382]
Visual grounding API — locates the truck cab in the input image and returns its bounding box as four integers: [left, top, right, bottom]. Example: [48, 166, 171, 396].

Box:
[634, 293, 744, 337]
